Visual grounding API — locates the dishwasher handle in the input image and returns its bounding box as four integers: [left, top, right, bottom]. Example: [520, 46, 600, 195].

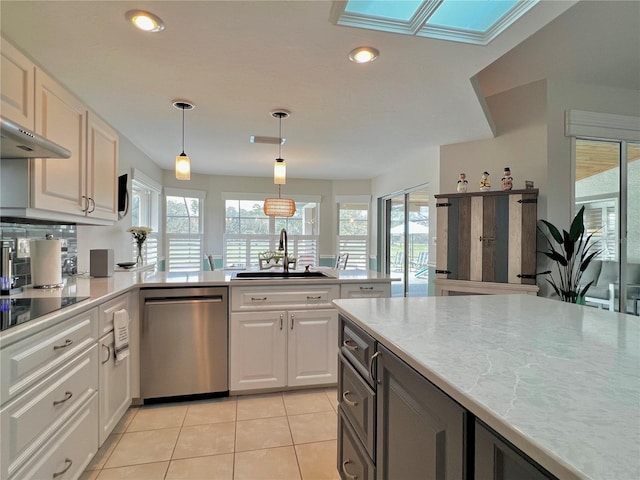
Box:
[144, 296, 224, 306]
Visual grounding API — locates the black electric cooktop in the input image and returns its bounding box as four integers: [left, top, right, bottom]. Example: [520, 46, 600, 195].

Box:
[1, 296, 90, 332]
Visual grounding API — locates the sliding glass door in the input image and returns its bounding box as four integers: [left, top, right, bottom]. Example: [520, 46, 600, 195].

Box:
[575, 139, 639, 315]
[383, 186, 429, 297]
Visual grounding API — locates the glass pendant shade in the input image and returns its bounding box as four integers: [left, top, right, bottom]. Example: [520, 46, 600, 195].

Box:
[175, 153, 191, 180]
[263, 197, 296, 217]
[274, 158, 286, 184]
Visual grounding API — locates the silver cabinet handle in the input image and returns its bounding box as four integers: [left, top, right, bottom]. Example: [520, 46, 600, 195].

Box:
[88, 197, 96, 213]
[342, 460, 358, 480]
[279, 314, 283, 330]
[342, 339, 358, 351]
[251, 297, 267, 301]
[290, 314, 294, 330]
[53, 339, 73, 350]
[53, 391, 73, 406]
[306, 295, 322, 300]
[101, 344, 111, 364]
[52, 458, 72, 478]
[368, 351, 381, 384]
[342, 390, 358, 407]
[359, 286, 374, 290]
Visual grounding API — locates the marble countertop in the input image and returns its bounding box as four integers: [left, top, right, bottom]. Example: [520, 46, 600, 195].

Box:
[333, 294, 640, 480]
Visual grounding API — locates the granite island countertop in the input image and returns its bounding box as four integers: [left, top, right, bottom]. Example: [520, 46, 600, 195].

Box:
[332, 294, 640, 480]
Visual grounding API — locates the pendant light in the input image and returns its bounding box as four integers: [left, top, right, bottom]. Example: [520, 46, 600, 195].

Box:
[264, 110, 296, 217]
[173, 100, 194, 180]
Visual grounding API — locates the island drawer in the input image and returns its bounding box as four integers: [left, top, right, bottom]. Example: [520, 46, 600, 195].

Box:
[338, 407, 375, 480]
[1, 307, 99, 405]
[338, 353, 375, 459]
[231, 284, 339, 311]
[340, 283, 391, 298]
[339, 315, 377, 387]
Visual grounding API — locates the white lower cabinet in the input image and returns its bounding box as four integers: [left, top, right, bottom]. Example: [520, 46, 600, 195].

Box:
[230, 286, 339, 393]
[98, 332, 130, 446]
[231, 308, 338, 391]
[10, 393, 99, 480]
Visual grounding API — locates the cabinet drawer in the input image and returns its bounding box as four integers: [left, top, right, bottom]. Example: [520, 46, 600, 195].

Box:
[98, 293, 130, 336]
[338, 353, 375, 459]
[10, 393, 98, 480]
[340, 283, 391, 298]
[338, 408, 375, 480]
[1, 344, 98, 479]
[1, 308, 98, 405]
[231, 285, 339, 311]
[339, 316, 377, 387]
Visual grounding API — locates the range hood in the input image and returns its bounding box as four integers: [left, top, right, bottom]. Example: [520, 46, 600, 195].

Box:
[0, 116, 71, 159]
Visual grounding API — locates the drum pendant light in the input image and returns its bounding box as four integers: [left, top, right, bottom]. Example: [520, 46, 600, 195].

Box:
[264, 110, 296, 217]
[173, 100, 195, 180]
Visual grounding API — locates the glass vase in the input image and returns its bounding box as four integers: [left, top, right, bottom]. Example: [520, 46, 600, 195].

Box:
[136, 242, 144, 265]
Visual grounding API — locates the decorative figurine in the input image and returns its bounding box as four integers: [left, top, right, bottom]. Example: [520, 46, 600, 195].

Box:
[501, 167, 513, 191]
[479, 171, 491, 191]
[456, 173, 468, 193]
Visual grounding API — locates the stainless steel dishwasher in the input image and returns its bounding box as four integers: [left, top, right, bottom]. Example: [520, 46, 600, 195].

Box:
[140, 286, 228, 401]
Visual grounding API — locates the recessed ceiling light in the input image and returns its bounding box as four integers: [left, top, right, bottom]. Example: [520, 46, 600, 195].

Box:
[349, 47, 379, 64]
[126, 10, 165, 33]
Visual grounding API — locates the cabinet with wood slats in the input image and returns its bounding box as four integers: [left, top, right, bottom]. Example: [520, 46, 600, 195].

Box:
[434, 189, 539, 296]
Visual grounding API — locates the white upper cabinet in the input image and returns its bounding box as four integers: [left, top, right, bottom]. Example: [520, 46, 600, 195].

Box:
[0, 38, 35, 128]
[86, 111, 118, 221]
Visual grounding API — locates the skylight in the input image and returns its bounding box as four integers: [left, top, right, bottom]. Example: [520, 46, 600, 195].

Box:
[333, 0, 539, 46]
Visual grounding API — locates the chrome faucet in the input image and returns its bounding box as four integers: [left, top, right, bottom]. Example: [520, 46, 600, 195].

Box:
[278, 228, 289, 273]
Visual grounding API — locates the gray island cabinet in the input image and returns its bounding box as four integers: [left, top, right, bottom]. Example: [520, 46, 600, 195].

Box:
[334, 295, 639, 480]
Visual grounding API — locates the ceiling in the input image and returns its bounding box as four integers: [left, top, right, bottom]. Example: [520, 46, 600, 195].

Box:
[1, 1, 636, 181]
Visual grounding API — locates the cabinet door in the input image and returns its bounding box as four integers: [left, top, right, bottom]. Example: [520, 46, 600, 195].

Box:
[230, 311, 286, 391]
[98, 333, 131, 446]
[86, 111, 118, 220]
[33, 69, 86, 215]
[475, 420, 555, 480]
[287, 309, 338, 387]
[376, 345, 466, 480]
[0, 38, 35, 128]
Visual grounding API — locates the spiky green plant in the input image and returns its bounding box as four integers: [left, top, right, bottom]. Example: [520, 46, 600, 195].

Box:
[538, 206, 601, 303]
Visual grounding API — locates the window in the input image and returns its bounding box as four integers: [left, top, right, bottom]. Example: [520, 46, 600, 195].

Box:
[165, 188, 205, 272]
[337, 196, 370, 270]
[131, 169, 160, 265]
[223, 193, 320, 269]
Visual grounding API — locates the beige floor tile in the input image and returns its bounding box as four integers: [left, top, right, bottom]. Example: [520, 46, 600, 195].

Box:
[172, 422, 236, 459]
[283, 390, 334, 416]
[97, 461, 169, 479]
[296, 440, 340, 480]
[236, 416, 293, 452]
[111, 407, 138, 434]
[166, 454, 234, 480]
[324, 388, 338, 412]
[236, 392, 286, 420]
[288, 411, 337, 444]
[126, 404, 187, 432]
[86, 433, 121, 470]
[234, 446, 302, 480]
[184, 397, 237, 426]
[104, 428, 180, 468]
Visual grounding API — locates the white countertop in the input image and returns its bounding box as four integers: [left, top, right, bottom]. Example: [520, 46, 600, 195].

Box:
[333, 294, 640, 480]
[1, 268, 396, 344]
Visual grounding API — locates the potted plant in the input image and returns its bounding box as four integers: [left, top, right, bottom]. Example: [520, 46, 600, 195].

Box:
[538, 206, 601, 303]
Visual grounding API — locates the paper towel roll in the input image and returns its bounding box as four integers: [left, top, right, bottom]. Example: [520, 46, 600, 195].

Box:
[30, 239, 62, 287]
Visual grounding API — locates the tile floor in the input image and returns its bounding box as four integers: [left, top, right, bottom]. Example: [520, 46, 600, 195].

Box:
[80, 388, 339, 480]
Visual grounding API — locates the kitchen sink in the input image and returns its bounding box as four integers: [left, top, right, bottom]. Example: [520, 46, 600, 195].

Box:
[233, 271, 333, 279]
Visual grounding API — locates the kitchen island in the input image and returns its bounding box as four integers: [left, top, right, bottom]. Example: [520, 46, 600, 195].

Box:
[333, 294, 639, 480]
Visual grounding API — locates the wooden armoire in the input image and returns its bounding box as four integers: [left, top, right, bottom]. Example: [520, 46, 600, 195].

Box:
[434, 189, 539, 296]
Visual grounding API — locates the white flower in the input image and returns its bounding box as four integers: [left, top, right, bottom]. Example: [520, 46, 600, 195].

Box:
[128, 226, 152, 244]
